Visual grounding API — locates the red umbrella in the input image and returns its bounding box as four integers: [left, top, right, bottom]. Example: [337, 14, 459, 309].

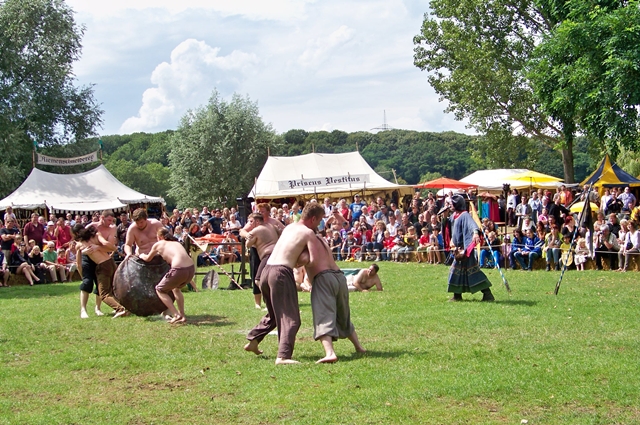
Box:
[414, 177, 478, 189]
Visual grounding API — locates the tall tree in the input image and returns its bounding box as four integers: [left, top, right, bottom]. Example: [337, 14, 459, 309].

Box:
[168, 90, 279, 208]
[413, 0, 579, 182]
[0, 0, 102, 197]
[529, 0, 640, 157]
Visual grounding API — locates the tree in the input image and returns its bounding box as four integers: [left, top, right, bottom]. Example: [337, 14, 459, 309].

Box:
[168, 90, 279, 208]
[413, 0, 579, 182]
[0, 0, 102, 197]
[529, 0, 640, 157]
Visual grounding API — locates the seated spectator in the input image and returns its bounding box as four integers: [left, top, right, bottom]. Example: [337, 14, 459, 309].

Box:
[188, 223, 203, 238]
[607, 213, 621, 237]
[521, 217, 536, 234]
[561, 215, 577, 238]
[43, 241, 66, 282]
[66, 242, 78, 277]
[544, 225, 563, 271]
[56, 247, 73, 281]
[538, 208, 549, 227]
[26, 239, 36, 255]
[381, 231, 395, 261]
[10, 236, 40, 285]
[513, 229, 542, 271]
[480, 231, 501, 268]
[508, 229, 525, 269]
[0, 251, 9, 286]
[559, 234, 574, 268]
[594, 223, 619, 270]
[396, 226, 417, 262]
[341, 231, 360, 261]
[416, 227, 429, 263]
[28, 245, 49, 282]
[364, 221, 385, 261]
[225, 214, 242, 236]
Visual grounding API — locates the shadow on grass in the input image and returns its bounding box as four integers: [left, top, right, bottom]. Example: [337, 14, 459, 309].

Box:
[298, 350, 411, 363]
[495, 299, 538, 306]
[0, 283, 79, 299]
[188, 315, 235, 327]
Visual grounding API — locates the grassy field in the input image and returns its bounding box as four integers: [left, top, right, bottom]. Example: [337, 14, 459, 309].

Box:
[0, 262, 638, 425]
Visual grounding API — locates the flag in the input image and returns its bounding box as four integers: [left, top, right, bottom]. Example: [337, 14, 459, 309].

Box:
[577, 187, 594, 254]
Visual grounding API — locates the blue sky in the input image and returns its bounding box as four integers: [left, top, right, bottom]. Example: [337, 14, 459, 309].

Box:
[67, 0, 471, 136]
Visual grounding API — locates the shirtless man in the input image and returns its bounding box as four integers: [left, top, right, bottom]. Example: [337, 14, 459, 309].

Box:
[244, 203, 324, 365]
[351, 264, 383, 292]
[139, 228, 195, 324]
[79, 210, 118, 318]
[73, 224, 127, 318]
[240, 213, 279, 309]
[304, 232, 366, 363]
[124, 208, 164, 256]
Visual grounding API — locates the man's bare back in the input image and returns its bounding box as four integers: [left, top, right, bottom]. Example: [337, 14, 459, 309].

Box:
[125, 219, 163, 255]
[140, 240, 193, 269]
[266, 222, 318, 269]
[246, 224, 279, 259]
[303, 235, 340, 282]
[77, 235, 112, 265]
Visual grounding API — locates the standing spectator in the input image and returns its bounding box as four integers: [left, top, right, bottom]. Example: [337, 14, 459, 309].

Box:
[322, 197, 333, 219]
[619, 186, 637, 217]
[3, 206, 17, 224]
[593, 224, 619, 270]
[23, 213, 46, 249]
[528, 192, 542, 223]
[618, 220, 639, 272]
[349, 194, 366, 225]
[515, 195, 532, 230]
[54, 217, 73, 250]
[605, 191, 623, 216]
[506, 190, 518, 227]
[200, 206, 212, 223]
[43, 221, 57, 246]
[1, 218, 20, 264]
[600, 189, 612, 215]
[207, 209, 224, 235]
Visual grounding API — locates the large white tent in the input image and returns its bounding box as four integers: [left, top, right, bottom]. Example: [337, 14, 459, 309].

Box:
[0, 165, 165, 214]
[248, 152, 412, 200]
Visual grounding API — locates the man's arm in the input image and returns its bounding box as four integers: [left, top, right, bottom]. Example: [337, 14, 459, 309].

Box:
[372, 275, 383, 291]
[124, 226, 135, 256]
[245, 231, 256, 249]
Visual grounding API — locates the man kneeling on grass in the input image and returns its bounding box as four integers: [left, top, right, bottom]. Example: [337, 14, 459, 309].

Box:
[140, 228, 195, 324]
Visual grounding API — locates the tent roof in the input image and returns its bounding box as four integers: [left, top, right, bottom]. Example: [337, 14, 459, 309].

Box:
[581, 154, 640, 188]
[414, 177, 478, 189]
[248, 152, 412, 199]
[461, 168, 564, 191]
[0, 165, 165, 212]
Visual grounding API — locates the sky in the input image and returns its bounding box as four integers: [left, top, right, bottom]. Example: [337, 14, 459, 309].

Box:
[67, 0, 471, 136]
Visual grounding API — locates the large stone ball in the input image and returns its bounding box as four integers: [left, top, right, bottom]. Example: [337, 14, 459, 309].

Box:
[113, 255, 173, 316]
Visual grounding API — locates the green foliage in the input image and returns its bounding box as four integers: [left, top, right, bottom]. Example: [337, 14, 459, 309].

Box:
[168, 90, 279, 208]
[417, 171, 442, 184]
[2, 265, 640, 424]
[530, 0, 640, 156]
[0, 0, 102, 197]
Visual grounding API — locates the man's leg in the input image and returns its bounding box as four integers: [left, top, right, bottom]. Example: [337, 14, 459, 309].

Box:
[80, 290, 90, 319]
[316, 335, 337, 364]
[245, 269, 275, 356]
[173, 288, 185, 320]
[156, 290, 179, 317]
[270, 268, 301, 364]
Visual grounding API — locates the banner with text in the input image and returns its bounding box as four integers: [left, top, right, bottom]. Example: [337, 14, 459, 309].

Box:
[36, 151, 99, 167]
[278, 174, 370, 191]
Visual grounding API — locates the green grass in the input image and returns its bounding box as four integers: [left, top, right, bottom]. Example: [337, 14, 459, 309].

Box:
[1, 263, 639, 425]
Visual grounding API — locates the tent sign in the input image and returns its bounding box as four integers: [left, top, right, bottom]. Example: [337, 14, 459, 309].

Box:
[36, 151, 98, 166]
[278, 174, 370, 190]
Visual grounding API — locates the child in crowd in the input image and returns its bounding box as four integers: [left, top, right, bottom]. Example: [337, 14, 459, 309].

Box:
[329, 231, 343, 261]
[560, 234, 574, 269]
[416, 227, 429, 263]
[574, 237, 589, 271]
[428, 227, 444, 264]
[381, 231, 395, 261]
[43, 241, 66, 282]
[390, 228, 406, 262]
[341, 231, 359, 261]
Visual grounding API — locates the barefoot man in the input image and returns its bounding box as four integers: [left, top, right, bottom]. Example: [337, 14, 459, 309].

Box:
[79, 210, 118, 318]
[139, 228, 195, 324]
[244, 204, 323, 365]
[304, 232, 366, 363]
[351, 264, 383, 292]
[73, 224, 128, 318]
[124, 208, 164, 257]
[240, 213, 279, 309]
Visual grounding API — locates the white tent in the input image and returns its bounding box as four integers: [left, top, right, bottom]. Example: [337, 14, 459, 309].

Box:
[248, 152, 413, 200]
[460, 169, 565, 191]
[0, 165, 165, 214]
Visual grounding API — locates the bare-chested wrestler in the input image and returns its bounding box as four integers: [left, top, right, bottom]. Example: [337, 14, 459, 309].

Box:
[124, 208, 164, 257]
[240, 213, 279, 309]
[79, 210, 118, 318]
[139, 228, 195, 324]
[73, 224, 128, 318]
[350, 264, 383, 292]
[304, 231, 366, 363]
[244, 204, 324, 365]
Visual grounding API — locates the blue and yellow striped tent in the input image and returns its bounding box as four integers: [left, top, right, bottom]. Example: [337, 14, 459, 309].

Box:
[580, 154, 640, 189]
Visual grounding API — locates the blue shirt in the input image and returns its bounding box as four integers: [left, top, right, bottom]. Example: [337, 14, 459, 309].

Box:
[349, 201, 366, 222]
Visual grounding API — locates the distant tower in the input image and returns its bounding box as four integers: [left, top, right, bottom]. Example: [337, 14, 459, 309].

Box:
[371, 110, 395, 132]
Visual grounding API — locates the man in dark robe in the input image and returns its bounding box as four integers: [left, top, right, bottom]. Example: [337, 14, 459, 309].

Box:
[447, 194, 495, 302]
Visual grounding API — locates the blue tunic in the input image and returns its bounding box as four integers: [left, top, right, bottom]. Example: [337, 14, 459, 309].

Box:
[447, 212, 492, 294]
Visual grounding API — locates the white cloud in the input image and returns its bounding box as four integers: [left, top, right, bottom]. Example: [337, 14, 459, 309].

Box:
[66, 0, 312, 21]
[119, 39, 258, 133]
[298, 25, 356, 68]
